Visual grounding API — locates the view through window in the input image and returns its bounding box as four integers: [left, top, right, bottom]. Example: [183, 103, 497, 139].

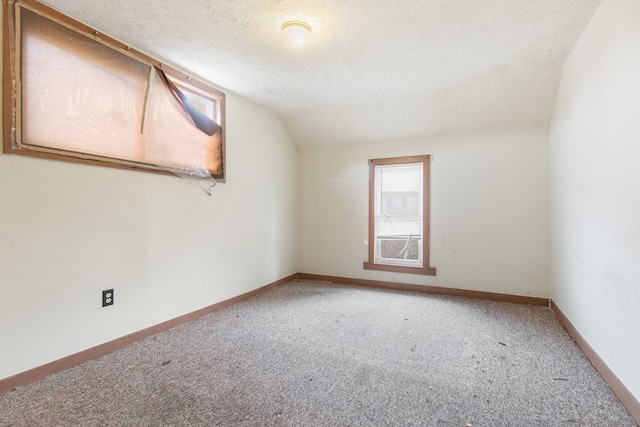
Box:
[364, 155, 436, 276]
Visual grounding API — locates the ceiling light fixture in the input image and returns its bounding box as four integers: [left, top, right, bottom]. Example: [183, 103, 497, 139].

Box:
[281, 20, 312, 48]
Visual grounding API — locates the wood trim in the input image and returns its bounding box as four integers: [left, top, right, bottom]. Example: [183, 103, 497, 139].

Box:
[367, 158, 376, 263]
[551, 300, 640, 425]
[298, 273, 550, 306]
[2, 0, 226, 181]
[3, 0, 13, 155]
[0, 273, 297, 394]
[366, 155, 436, 275]
[368, 155, 430, 166]
[423, 155, 432, 268]
[363, 261, 436, 276]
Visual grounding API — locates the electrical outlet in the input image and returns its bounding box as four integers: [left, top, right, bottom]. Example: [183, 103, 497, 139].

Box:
[102, 289, 114, 307]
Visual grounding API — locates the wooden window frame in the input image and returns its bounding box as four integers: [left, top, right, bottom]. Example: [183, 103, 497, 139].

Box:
[2, 0, 226, 181]
[363, 155, 437, 276]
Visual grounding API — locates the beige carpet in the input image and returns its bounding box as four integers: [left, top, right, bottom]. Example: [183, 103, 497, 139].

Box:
[1, 280, 636, 426]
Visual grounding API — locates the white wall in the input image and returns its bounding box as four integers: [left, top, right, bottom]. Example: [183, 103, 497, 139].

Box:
[0, 88, 299, 379]
[550, 0, 640, 401]
[299, 129, 550, 298]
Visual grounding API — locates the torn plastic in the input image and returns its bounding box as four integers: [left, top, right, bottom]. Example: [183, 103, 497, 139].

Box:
[9, 2, 221, 194]
[154, 68, 221, 137]
[143, 67, 222, 192]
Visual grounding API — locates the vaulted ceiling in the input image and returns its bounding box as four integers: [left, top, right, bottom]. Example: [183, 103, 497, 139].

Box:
[41, 0, 602, 151]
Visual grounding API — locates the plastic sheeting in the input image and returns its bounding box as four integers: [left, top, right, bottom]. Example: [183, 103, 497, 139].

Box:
[10, 2, 222, 191]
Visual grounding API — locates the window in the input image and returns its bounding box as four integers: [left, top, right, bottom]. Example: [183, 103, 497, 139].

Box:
[3, 0, 226, 181]
[364, 155, 436, 276]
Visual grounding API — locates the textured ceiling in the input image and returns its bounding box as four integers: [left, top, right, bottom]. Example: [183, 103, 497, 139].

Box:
[41, 0, 602, 150]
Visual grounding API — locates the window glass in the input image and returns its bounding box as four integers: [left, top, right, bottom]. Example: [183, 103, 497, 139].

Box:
[364, 155, 436, 276]
[374, 163, 423, 266]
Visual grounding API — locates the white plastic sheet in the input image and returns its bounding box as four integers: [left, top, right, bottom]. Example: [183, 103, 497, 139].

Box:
[11, 2, 221, 192]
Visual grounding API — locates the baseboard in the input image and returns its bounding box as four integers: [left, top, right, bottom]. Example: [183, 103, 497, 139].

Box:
[551, 300, 640, 425]
[6, 273, 637, 426]
[297, 273, 550, 306]
[0, 273, 297, 394]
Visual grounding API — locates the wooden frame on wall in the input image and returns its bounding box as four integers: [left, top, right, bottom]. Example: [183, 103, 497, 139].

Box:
[363, 155, 437, 276]
[2, 0, 226, 181]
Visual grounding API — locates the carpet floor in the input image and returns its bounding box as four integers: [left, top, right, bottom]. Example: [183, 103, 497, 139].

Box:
[1, 279, 636, 426]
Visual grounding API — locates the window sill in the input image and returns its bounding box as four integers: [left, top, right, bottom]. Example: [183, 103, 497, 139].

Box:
[363, 262, 436, 276]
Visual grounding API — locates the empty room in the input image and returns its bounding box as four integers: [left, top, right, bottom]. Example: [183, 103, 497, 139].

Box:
[1, 0, 639, 425]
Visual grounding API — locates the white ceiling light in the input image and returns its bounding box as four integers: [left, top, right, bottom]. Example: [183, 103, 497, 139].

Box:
[281, 20, 312, 48]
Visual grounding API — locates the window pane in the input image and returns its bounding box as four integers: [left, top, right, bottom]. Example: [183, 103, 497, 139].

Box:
[374, 163, 423, 264]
